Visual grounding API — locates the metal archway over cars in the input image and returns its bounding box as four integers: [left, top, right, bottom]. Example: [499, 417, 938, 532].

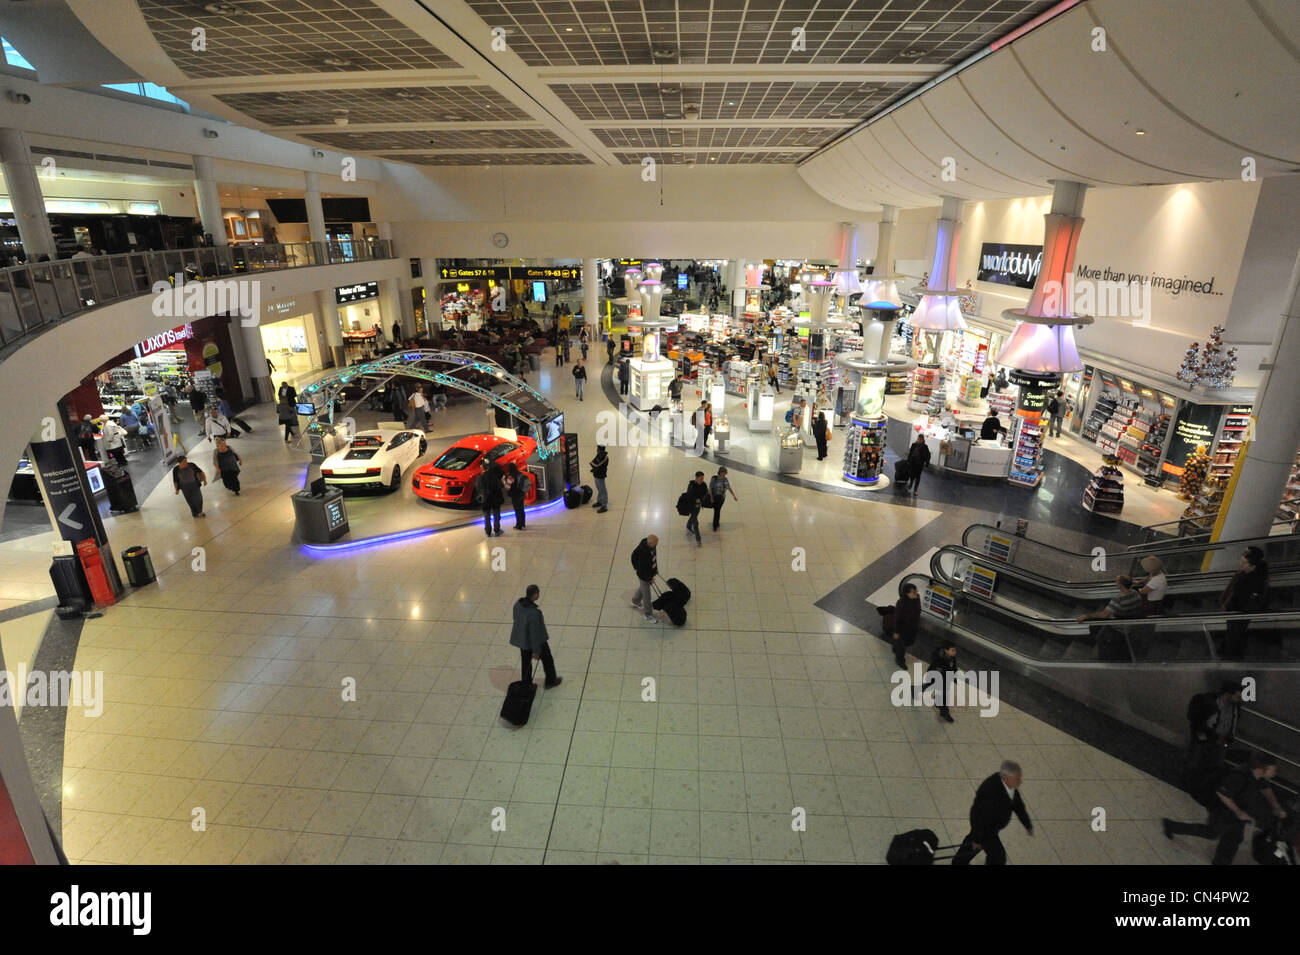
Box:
[297, 349, 564, 458]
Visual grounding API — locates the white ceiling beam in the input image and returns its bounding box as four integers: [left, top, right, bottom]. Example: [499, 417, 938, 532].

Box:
[277, 121, 545, 134]
[584, 119, 852, 129]
[536, 64, 944, 85]
[373, 147, 576, 156]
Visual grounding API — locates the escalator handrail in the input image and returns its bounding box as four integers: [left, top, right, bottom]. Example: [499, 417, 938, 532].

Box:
[929, 542, 1246, 592]
[903, 572, 1300, 631]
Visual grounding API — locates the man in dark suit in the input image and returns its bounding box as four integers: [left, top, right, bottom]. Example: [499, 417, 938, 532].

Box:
[952, 760, 1034, 865]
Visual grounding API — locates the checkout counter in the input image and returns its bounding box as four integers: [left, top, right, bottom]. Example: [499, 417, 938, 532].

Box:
[909, 413, 1011, 478]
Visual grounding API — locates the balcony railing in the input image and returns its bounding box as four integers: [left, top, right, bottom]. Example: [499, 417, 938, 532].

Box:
[0, 239, 395, 355]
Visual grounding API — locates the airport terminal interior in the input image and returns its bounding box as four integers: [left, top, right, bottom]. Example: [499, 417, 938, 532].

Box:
[0, 0, 1296, 867]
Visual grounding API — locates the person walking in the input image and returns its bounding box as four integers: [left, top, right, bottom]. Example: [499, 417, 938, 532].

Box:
[618, 358, 630, 396]
[554, 336, 564, 367]
[205, 407, 233, 444]
[211, 439, 243, 495]
[277, 380, 298, 407]
[952, 761, 1034, 866]
[684, 470, 712, 546]
[171, 455, 208, 518]
[579, 327, 590, 360]
[572, 359, 587, 401]
[406, 388, 430, 431]
[477, 462, 505, 537]
[511, 584, 562, 689]
[630, 534, 659, 620]
[812, 410, 830, 460]
[1046, 391, 1063, 438]
[187, 384, 207, 429]
[589, 444, 609, 513]
[1164, 752, 1286, 865]
[75, 414, 99, 462]
[768, 358, 782, 394]
[668, 375, 683, 411]
[561, 331, 572, 364]
[101, 417, 128, 466]
[1185, 680, 1243, 786]
[606, 335, 616, 365]
[505, 462, 530, 530]
[708, 466, 738, 531]
[392, 320, 402, 344]
[693, 402, 713, 452]
[278, 400, 299, 443]
[889, 582, 923, 669]
[905, 433, 931, 495]
[927, 640, 959, 723]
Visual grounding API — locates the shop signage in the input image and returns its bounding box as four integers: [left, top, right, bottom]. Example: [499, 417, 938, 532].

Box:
[409, 258, 422, 279]
[977, 243, 1044, 289]
[1163, 403, 1224, 475]
[1118, 378, 1136, 395]
[1074, 262, 1222, 297]
[1008, 369, 1058, 390]
[562, 432, 580, 487]
[1017, 390, 1048, 414]
[335, 282, 379, 304]
[28, 439, 103, 545]
[132, 323, 194, 359]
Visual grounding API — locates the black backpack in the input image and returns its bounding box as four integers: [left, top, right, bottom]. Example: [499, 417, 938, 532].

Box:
[676, 492, 692, 516]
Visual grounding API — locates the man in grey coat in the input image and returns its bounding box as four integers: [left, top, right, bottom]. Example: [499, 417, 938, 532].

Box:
[510, 585, 562, 688]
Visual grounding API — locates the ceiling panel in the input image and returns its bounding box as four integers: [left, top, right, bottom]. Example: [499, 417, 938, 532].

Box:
[137, 0, 457, 77]
[309, 128, 569, 150]
[218, 87, 532, 125]
[464, 0, 1055, 67]
[551, 80, 911, 120]
[595, 126, 843, 149]
[381, 152, 594, 165]
[612, 149, 807, 164]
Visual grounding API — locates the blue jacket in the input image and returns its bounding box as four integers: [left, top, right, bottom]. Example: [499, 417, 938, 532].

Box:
[509, 597, 549, 651]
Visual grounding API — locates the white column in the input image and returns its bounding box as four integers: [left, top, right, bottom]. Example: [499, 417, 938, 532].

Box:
[304, 170, 327, 245]
[1215, 250, 1300, 551]
[316, 288, 344, 368]
[240, 321, 274, 402]
[730, 260, 746, 317]
[0, 128, 55, 258]
[876, 205, 898, 276]
[839, 222, 860, 272]
[191, 154, 226, 248]
[583, 256, 599, 333]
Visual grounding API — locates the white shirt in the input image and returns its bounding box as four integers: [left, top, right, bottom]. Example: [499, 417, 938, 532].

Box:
[1144, 573, 1168, 602]
[205, 414, 230, 440]
[1003, 781, 1017, 802]
[102, 420, 125, 449]
[411, 393, 429, 410]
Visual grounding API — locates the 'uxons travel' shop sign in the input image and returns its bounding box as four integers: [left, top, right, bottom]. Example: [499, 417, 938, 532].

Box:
[133, 323, 194, 359]
[976, 243, 1043, 289]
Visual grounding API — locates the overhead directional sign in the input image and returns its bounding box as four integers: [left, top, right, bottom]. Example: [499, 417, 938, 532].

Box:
[437, 265, 581, 283]
[439, 266, 509, 282]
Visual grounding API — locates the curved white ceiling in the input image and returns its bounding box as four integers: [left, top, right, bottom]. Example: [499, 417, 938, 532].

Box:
[798, 0, 1300, 211]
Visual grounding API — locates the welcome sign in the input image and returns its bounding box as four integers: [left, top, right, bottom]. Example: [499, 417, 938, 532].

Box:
[977, 242, 1044, 290]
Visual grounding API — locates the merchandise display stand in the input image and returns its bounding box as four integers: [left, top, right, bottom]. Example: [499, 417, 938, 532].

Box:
[1008, 413, 1044, 487]
[1277, 450, 1300, 530]
[834, 301, 915, 491]
[1082, 459, 1125, 515]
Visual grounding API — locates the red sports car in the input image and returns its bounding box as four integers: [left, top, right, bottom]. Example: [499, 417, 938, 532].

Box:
[412, 433, 538, 506]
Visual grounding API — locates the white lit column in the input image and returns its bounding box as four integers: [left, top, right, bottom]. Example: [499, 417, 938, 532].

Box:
[0, 128, 55, 258]
[1215, 251, 1300, 549]
[730, 260, 746, 317]
[583, 256, 599, 332]
[191, 154, 226, 248]
[316, 288, 344, 368]
[305, 170, 327, 246]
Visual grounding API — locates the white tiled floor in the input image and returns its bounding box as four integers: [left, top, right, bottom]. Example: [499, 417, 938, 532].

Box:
[4, 358, 1227, 863]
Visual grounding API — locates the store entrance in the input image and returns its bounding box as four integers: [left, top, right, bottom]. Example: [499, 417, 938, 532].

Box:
[261, 315, 318, 376]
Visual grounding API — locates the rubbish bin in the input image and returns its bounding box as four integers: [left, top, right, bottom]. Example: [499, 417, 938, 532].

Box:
[121, 546, 156, 586]
[50, 554, 91, 618]
[529, 353, 540, 371]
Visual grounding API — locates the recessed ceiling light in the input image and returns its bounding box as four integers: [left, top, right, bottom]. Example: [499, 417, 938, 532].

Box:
[565, 26, 573, 32]
[727, 101, 734, 106]
[323, 56, 352, 67]
[1135, 129, 1146, 135]
[395, 90, 414, 98]
[900, 48, 923, 57]
[443, 114, 462, 121]
[203, 2, 241, 15]
[901, 23, 927, 32]
[653, 47, 675, 59]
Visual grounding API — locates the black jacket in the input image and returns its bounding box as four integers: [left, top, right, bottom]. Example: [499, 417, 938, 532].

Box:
[685, 479, 712, 510]
[573, 365, 587, 380]
[589, 450, 608, 479]
[1187, 691, 1238, 743]
[632, 538, 657, 581]
[907, 441, 931, 470]
[476, 467, 504, 507]
[968, 772, 1032, 843]
[618, 361, 630, 383]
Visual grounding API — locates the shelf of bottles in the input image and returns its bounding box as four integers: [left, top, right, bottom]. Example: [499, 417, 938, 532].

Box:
[1137, 413, 1170, 487]
[1210, 406, 1253, 484]
[986, 391, 1016, 422]
[1082, 460, 1125, 515]
[842, 416, 887, 485]
[909, 365, 940, 412]
[1277, 450, 1300, 530]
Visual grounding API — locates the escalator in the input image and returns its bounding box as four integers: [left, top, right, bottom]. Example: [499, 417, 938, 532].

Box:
[929, 526, 1300, 621]
[899, 523, 1300, 781]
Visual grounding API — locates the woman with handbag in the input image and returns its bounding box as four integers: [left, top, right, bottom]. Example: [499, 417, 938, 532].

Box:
[812, 411, 830, 460]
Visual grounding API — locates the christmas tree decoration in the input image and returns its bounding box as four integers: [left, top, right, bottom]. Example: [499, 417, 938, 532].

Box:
[1174, 326, 1238, 389]
[1179, 444, 1211, 500]
[1176, 343, 1201, 384]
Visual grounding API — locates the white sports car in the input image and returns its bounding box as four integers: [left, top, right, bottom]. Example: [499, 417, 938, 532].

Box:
[319, 428, 427, 492]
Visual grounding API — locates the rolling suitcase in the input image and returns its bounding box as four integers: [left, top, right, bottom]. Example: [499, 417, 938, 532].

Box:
[563, 488, 582, 509]
[886, 828, 960, 865]
[104, 465, 139, 513]
[893, 459, 910, 491]
[500, 659, 540, 727]
[580, 484, 593, 504]
[665, 577, 691, 605]
[652, 580, 687, 626]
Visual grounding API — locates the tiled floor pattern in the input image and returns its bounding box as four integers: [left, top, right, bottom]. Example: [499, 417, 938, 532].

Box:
[4, 359, 1225, 864]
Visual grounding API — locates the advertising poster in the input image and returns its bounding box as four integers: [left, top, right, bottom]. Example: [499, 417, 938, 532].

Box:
[1162, 402, 1223, 475]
